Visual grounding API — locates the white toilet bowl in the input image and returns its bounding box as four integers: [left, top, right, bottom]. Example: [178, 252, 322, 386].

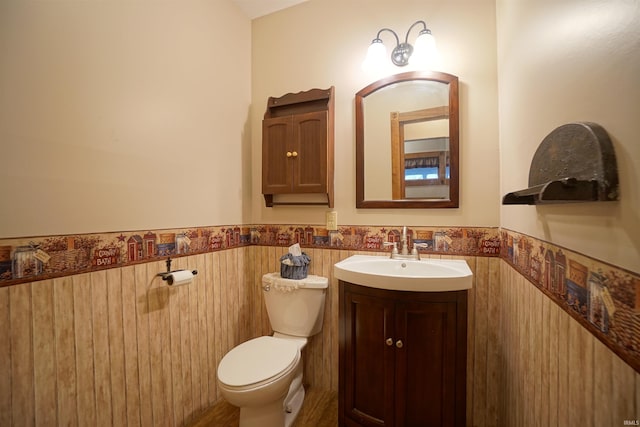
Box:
[216, 273, 328, 427]
[217, 336, 305, 427]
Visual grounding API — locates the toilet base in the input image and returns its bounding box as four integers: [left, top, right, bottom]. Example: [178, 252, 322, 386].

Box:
[236, 384, 305, 427]
[236, 365, 305, 427]
[284, 382, 305, 427]
[238, 396, 286, 427]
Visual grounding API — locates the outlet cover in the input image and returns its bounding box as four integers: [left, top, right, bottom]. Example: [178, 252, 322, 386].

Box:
[326, 211, 338, 231]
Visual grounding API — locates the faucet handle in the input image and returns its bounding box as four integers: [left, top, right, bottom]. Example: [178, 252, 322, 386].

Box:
[409, 242, 428, 260]
[383, 241, 399, 254]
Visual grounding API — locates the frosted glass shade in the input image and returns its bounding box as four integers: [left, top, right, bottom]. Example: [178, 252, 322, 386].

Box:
[409, 32, 437, 69]
[362, 40, 387, 72]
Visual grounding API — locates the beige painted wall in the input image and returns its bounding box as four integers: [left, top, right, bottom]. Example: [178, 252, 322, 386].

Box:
[4, 0, 636, 275]
[0, 0, 252, 239]
[496, 0, 640, 272]
[251, 0, 500, 227]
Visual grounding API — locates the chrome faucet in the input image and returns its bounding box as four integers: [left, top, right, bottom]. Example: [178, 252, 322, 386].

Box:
[400, 226, 409, 255]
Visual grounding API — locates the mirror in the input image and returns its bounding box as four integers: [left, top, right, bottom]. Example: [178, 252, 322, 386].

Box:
[356, 71, 459, 208]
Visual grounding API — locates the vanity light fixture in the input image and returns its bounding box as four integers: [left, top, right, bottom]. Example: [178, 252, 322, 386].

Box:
[363, 20, 437, 71]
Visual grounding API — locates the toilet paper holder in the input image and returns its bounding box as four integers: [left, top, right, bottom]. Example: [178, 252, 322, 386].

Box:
[156, 257, 198, 281]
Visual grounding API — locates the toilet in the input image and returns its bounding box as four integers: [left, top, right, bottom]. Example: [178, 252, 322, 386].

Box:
[217, 273, 328, 427]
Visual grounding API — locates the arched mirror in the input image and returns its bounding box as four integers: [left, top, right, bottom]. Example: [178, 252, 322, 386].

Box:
[356, 71, 459, 208]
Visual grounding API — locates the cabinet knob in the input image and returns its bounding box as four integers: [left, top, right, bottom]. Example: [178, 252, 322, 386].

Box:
[395, 340, 404, 349]
[286, 151, 293, 158]
[292, 151, 298, 157]
[385, 338, 393, 346]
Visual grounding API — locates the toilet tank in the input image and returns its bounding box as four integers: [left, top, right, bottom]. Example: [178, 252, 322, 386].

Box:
[262, 273, 328, 337]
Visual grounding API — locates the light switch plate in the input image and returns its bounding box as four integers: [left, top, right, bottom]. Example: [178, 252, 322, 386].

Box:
[326, 211, 338, 231]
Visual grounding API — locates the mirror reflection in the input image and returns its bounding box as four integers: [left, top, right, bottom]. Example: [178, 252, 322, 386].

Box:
[391, 107, 449, 199]
[356, 71, 459, 208]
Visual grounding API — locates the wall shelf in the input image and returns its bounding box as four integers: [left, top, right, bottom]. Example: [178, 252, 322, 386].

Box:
[502, 122, 619, 205]
[262, 87, 335, 207]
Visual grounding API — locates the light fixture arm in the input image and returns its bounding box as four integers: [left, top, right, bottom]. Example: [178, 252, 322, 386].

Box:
[404, 20, 429, 44]
[374, 28, 400, 46]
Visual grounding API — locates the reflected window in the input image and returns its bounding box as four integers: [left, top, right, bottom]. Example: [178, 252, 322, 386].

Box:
[405, 167, 449, 181]
[399, 135, 450, 198]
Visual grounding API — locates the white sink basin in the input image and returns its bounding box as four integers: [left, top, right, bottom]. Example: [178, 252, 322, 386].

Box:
[334, 255, 473, 292]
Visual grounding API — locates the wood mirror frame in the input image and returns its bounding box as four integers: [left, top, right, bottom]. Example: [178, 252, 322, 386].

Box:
[356, 71, 459, 208]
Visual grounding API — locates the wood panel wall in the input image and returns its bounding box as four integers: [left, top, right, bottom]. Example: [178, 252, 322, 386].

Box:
[493, 262, 640, 427]
[1, 247, 637, 426]
[0, 248, 252, 427]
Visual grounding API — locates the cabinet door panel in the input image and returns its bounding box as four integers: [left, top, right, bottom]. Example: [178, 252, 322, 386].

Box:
[395, 301, 457, 427]
[293, 111, 328, 192]
[343, 290, 395, 427]
[340, 284, 467, 427]
[262, 117, 292, 193]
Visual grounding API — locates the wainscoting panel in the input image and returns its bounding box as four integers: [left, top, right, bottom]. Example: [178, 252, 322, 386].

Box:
[465, 255, 502, 426]
[0, 247, 500, 426]
[497, 262, 640, 427]
[2, 247, 638, 426]
[0, 248, 253, 427]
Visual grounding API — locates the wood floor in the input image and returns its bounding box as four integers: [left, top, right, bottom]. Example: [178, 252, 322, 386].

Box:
[187, 387, 338, 427]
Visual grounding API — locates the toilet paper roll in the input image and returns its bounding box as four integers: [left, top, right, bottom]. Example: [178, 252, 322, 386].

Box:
[167, 270, 193, 286]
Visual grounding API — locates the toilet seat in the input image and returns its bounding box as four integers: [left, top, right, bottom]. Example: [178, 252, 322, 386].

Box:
[217, 336, 300, 390]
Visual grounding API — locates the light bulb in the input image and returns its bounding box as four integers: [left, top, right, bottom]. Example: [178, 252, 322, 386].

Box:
[362, 39, 387, 72]
[409, 31, 437, 69]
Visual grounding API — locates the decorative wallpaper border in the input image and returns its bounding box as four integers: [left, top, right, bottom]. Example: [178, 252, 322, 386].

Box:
[0, 224, 500, 287]
[500, 228, 640, 372]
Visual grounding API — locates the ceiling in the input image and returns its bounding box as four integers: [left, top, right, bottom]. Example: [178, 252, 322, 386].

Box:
[233, 0, 309, 19]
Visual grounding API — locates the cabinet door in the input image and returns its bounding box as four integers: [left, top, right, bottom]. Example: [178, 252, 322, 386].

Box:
[394, 300, 458, 427]
[291, 111, 328, 193]
[342, 289, 396, 427]
[262, 116, 293, 193]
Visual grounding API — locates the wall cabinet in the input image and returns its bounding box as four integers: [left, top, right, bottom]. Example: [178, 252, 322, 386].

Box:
[339, 281, 467, 427]
[262, 87, 334, 207]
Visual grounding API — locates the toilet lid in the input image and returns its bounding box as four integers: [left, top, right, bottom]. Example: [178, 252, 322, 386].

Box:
[217, 336, 299, 387]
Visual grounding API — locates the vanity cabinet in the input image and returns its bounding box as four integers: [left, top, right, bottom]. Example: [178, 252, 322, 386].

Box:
[262, 87, 334, 207]
[339, 281, 467, 427]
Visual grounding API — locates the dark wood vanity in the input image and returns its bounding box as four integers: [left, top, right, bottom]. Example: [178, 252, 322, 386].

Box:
[339, 281, 467, 427]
